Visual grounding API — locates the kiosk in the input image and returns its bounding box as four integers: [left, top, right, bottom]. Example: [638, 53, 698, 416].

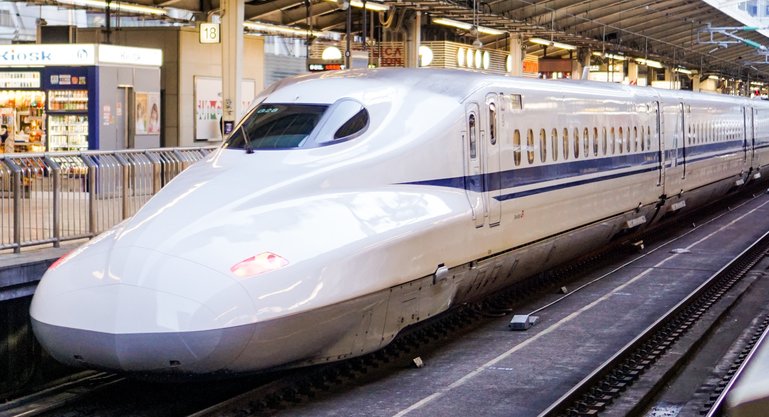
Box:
[0, 44, 162, 152]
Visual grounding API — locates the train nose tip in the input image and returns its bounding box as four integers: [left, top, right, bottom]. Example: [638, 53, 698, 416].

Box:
[30, 245, 258, 374]
[31, 316, 253, 374]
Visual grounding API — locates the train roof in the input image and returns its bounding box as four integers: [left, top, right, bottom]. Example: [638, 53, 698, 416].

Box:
[261, 67, 765, 108]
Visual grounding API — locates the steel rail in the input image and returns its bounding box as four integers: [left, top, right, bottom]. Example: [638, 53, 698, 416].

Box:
[538, 228, 769, 417]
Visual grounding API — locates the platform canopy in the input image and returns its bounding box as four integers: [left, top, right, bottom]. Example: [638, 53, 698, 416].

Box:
[14, 0, 769, 79]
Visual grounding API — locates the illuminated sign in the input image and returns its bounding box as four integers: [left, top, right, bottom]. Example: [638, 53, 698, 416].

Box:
[308, 63, 346, 72]
[200, 23, 221, 44]
[0, 44, 162, 67]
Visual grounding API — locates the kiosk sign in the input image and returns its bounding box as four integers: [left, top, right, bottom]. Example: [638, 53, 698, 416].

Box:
[0, 45, 95, 66]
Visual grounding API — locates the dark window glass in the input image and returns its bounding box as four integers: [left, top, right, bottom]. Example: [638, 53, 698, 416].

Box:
[225, 104, 327, 150]
[334, 108, 369, 139]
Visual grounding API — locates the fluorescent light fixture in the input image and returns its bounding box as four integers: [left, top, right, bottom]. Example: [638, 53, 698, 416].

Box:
[674, 67, 692, 75]
[244, 21, 332, 39]
[708, 75, 720, 80]
[350, 0, 389, 11]
[634, 58, 663, 68]
[593, 52, 625, 61]
[432, 17, 505, 36]
[529, 37, 577, 50]
[56, 0, 166, 15]
[324, 0, 389, 11]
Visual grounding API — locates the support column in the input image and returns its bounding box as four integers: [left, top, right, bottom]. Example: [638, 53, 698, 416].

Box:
[573, 47, 591, 80]
[221, 0, 243, 137]
[692, 73, 701, 92]
[407, 11, 421, 67]
[627, 61, 639, 85]
[508, 34, 523, 76]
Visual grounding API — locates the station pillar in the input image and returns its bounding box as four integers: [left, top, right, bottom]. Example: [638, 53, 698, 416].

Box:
[508, 34, 523, 76]
[221, 0, 243, 135]
[573, 47, 590, 80]
[627, 61, 639, 85]
[408, 11, 421, 67]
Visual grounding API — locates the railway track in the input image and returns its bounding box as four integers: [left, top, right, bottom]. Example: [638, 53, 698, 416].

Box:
[0, 371, 125, 417]
[539, 228, 769, 417]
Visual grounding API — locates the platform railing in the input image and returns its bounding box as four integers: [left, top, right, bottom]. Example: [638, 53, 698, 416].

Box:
[0, 147, 216, 253]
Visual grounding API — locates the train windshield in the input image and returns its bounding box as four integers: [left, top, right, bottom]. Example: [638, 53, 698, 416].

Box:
[224, 104, 328, 150]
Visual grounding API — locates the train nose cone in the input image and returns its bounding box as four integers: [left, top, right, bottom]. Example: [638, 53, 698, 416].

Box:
[30, 246, 257, 374]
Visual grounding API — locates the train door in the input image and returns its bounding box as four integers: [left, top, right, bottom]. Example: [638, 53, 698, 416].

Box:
[743, 106, 753, 165]
[654, 101, 665, 189]
[677, 102, 687, 179]
[484, 94, 501, 227]
[464, 103, 485, 228]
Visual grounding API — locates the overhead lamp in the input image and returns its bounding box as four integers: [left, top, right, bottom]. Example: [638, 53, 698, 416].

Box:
[593, 52, 625, 61]
[322, 46, 342, 61]
[634, 58, 663, 68]
[419, 45, 433, 67]
[243, 21, 333, 39]
[432, 18, 505, 36]
[674, 67, 693, 75]
[529, 37, 577, 51]
[325, 0, 389, 11]
[56, 0, 166, 15]
[708, 75, 720, 80]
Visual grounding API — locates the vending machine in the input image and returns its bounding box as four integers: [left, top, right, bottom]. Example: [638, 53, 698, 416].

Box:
[43, 66, 98, 151]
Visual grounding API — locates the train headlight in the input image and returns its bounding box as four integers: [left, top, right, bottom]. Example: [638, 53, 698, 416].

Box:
[230, 252, 289, 278]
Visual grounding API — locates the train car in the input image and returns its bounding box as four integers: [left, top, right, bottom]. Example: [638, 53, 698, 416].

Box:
[29, 68, 769, 375]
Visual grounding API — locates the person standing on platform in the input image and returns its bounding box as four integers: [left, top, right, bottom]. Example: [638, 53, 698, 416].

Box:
[1, 124, 12, 154]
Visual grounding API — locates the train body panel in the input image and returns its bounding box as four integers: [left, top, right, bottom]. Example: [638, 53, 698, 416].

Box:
[29, 68, 769, 375]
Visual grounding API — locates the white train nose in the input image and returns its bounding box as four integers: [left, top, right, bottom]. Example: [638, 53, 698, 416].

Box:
[30, 246, 258, 374]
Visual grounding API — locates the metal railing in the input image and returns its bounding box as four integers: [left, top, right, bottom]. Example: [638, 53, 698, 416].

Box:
[0, 147, 216, 253]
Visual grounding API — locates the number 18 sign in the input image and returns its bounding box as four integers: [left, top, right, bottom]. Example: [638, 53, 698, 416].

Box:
[200, 23, 220, 44]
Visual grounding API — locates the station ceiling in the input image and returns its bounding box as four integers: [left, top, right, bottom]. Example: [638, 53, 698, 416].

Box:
[22, 0, 769, 80]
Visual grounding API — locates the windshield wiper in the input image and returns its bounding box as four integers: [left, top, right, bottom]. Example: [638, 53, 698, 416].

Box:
[242, 129, 255, 154]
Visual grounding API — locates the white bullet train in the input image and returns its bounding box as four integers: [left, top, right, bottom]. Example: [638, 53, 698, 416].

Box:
[30, 68, 769, 375]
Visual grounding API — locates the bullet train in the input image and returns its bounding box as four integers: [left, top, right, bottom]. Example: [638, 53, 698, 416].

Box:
[30, 68, 769, 375]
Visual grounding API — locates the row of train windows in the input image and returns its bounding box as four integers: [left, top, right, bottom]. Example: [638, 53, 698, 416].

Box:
[686, 122, 743, 145]
[511, 126, 654, 166]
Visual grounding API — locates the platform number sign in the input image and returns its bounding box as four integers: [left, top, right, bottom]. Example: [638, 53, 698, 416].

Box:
[200, 23, 220, 44]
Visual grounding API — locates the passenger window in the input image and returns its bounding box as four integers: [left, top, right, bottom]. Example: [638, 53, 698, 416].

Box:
[601, 126, 607, 155]
[574, 128, 580, 159]
[562, 128, 569, 160]
[625, 126, 631, 152]
[640, 126, 645, 151]
[468, 114, 477, 159]
[647, 126, 652, 149]
[513, 130, 521, 166]
[610, 127, 616, 154]
[489, 102, 497, 145]
[539, 128, 547, 163]
[634, 126, 638, 152]
[552, 128, 559, 162]
[583, 128, 589, 157]
[591, 127, 597, 156]
[527, 129, 535, 164]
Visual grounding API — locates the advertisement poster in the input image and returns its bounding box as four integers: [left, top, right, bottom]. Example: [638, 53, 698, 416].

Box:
[135, 92, 160, 135]
[194, 76, 255, 141]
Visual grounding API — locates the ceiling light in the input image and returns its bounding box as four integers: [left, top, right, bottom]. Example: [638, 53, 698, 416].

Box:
[243, 21, 334, 39]
[57, 0, 166, 15]
[674, 67, 693, 75]
[325, 0, 388, 11]
[634, 58, 663, 68]
[593, 52, 625, 61]
[432, 17, 505, 36]
[529, 37, 577, 50]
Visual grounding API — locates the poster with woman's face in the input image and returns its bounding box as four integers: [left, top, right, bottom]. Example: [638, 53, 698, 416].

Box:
[135, 92, 149, 135]
[147, 93, 160, 135]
